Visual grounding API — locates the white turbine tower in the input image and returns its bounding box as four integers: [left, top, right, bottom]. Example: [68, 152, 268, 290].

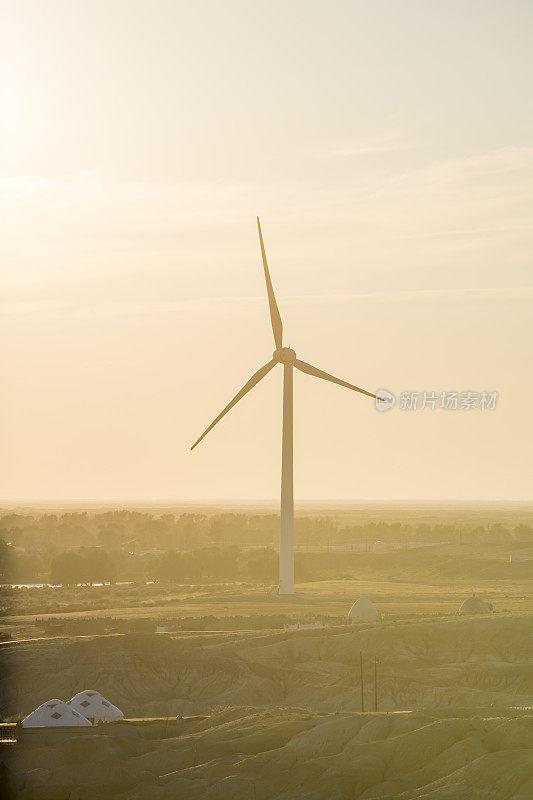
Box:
[191, 218, 383, 594]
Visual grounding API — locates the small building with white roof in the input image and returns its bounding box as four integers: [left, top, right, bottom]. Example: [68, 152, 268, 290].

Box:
[68, 690, 124, 723]
[458, 596, 493, 615]
[21, 699, 91, 727]
[348, 596, 381, 623]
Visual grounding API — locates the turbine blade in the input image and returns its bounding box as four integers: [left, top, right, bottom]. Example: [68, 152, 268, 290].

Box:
[257, 217, 283, 349]
[294, 359, 379, 400]
[190, 358, 278, 450]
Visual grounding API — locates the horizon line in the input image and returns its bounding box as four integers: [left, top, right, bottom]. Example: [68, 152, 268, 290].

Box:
[1, 498, 532, 508]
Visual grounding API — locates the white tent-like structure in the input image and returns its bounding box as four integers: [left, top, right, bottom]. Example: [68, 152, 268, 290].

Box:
[68, 690, 124, 723]
[348, 597, 381, 623]
[459, 596, 492, 615]
[21, 699, 91, 727]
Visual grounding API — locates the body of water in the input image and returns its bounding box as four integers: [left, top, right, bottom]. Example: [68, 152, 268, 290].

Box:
[0, 581, 136, 589]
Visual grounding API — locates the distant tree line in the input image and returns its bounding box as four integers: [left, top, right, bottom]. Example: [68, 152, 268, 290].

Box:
[3, 510, 532, 552]
[146, 546, 277, 583]
[49, 548, 116, 586]
[1, 509, 532, 583]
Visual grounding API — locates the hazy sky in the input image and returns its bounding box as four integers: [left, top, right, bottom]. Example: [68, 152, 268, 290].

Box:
[1, 0, 532, 501]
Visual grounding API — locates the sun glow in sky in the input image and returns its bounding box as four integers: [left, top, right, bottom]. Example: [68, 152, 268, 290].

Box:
[1, 0, 532, 501]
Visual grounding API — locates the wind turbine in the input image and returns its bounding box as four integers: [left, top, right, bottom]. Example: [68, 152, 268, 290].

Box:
[191, 218, 383, 594]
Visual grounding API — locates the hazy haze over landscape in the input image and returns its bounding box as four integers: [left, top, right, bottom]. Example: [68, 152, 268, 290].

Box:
[1, 0, 532, 502]
[1, 6, 532, 798]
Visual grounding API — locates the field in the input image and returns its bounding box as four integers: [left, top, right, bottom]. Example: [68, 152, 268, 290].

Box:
[1, 614, 533, 799]
[1, 507, 532, 798]
[2, 708, 533, 800]
[2, 612, 533, 717]
[2, 538, 533, 642]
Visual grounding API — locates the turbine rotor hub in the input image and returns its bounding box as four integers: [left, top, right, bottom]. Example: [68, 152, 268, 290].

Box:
[275, 347, 297, 364]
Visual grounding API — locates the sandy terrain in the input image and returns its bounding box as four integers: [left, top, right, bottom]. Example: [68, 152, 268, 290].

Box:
[1, 615, 532, 718]
[2, 708, 532, 799]
[1, 577, 532, 797]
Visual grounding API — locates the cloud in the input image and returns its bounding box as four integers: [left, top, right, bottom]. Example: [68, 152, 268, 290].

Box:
[289, 285, 533, 305]
[1, 146, 532, 315]
[319, 131, 410, 159]
[2, 145, 532, 235]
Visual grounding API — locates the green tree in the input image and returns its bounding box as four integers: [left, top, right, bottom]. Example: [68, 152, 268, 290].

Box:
[513, 525, 533, 542]
[0, 539, 14, 580]
[50, 551, 85, 586]
[79, 547, 116, 585]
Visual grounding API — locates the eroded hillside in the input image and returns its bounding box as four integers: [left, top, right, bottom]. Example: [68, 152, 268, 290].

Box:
[3, 708, 533, 800]
[1, 615, 531, 719]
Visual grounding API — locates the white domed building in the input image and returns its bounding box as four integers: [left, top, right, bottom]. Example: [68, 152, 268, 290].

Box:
[68, 690, 124, 723]
[348, 596, 381, 623]
[21, 699, 91, 727]
[458, 596, 493, 615]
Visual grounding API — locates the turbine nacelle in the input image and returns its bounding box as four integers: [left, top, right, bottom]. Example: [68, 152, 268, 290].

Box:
[275, 347, 297, 364]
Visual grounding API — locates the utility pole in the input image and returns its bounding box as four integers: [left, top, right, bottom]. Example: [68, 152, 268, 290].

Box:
[373, 655, 378, 712]
[360, 651, 365, 712]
